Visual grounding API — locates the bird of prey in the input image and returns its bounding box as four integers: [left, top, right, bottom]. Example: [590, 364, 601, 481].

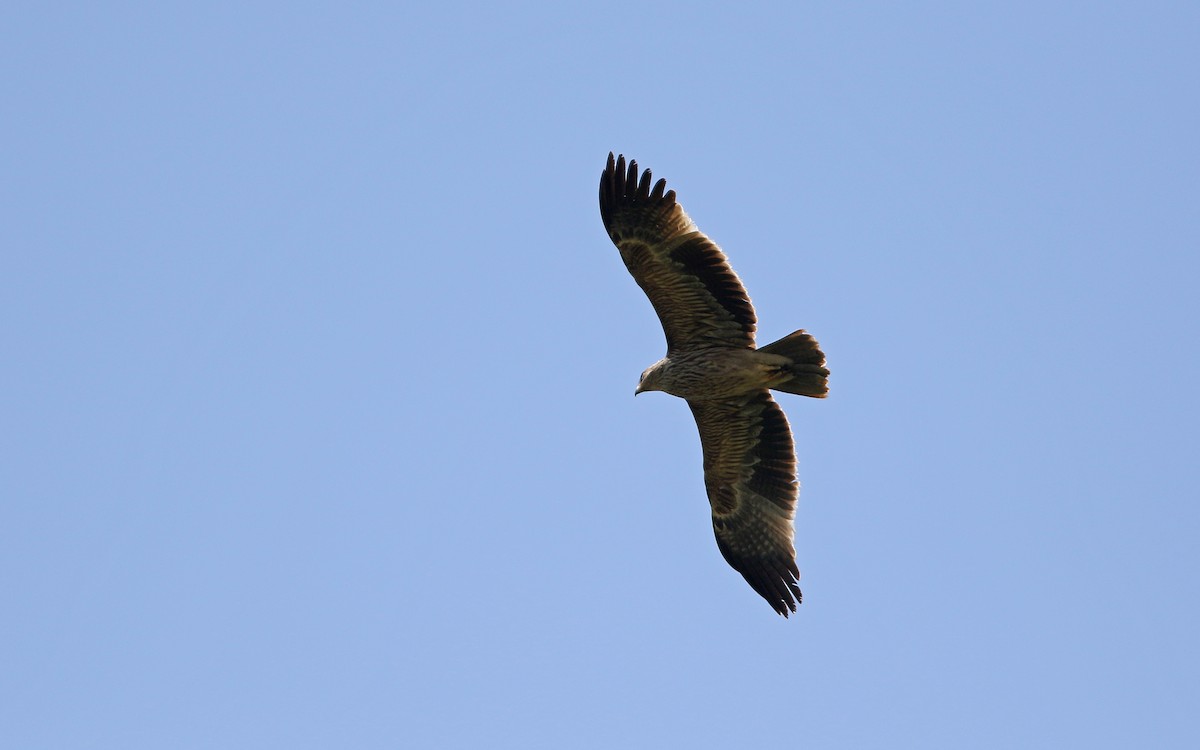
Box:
[599, 153, 829, 616]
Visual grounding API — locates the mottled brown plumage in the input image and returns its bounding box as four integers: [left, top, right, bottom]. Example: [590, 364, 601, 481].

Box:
[599, 153, 829, 616]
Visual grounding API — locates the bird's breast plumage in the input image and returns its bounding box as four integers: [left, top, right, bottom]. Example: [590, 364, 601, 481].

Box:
[652, 348, 772, 401]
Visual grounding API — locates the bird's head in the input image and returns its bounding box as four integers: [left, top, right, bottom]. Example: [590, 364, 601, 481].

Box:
[635, 360, 666, 395]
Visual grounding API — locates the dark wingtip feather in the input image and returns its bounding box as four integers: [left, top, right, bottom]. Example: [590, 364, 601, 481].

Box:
[636, 166, 652, 198]
[715, 535, 803, 617]
[750, 565, 801, 617]
[599, 152, 626, 229]
[599, 153, 680, 239]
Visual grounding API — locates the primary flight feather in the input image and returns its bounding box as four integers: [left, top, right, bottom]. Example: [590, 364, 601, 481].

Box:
[599, 153, 829, 616]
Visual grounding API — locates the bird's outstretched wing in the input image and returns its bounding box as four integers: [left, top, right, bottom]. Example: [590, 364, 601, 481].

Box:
[688, 392, 803, 616]
[599, 153, 756, 352]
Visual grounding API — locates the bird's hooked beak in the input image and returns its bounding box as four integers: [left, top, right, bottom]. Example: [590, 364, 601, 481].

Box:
[635, 365, 657, 395]
[635, 371, 650, 396]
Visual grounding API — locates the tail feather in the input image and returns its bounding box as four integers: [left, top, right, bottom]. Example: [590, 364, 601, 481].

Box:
[759, 330, 829, 398]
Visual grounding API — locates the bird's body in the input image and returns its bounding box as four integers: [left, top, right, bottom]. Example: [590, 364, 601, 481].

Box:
[639, 346, 822, 401]
[638, 347, 770, 400]
[599, 153, 828, 616]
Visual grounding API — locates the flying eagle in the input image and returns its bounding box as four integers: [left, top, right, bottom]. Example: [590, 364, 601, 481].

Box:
[599, 153, 829, 616]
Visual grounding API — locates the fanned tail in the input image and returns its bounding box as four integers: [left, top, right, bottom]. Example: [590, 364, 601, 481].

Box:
[759, 330, 829, 398]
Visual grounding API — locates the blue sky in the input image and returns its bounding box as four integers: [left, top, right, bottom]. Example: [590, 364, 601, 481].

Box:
[3, 2, 1198, 747]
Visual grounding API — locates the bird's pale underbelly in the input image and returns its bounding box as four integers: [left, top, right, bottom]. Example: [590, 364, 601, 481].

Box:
[655, 347, 785, 401]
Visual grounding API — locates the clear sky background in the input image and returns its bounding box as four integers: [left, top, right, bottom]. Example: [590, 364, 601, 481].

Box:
[3, 2, 1198, 748]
